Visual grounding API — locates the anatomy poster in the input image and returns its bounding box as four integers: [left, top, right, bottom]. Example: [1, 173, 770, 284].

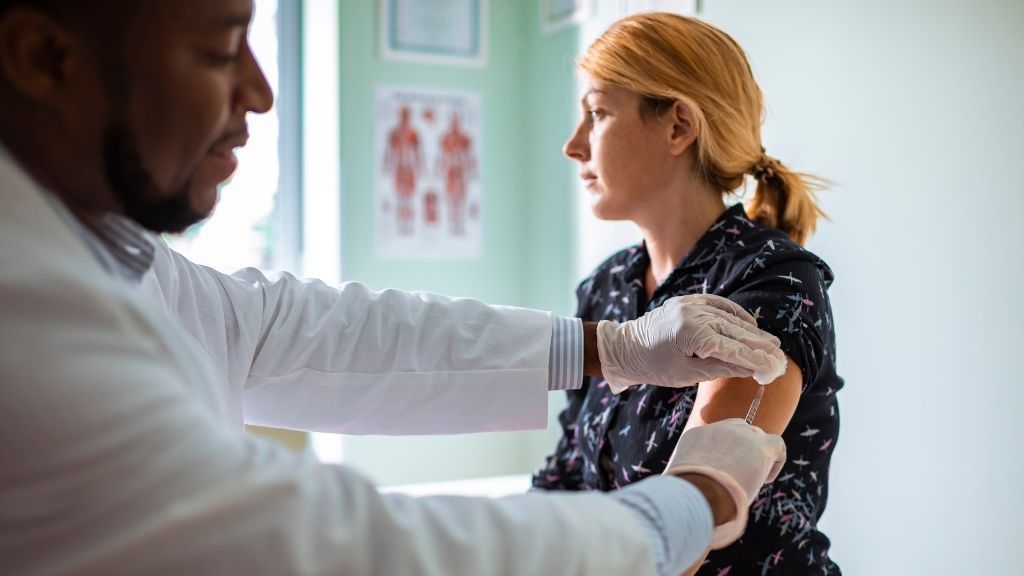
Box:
[375, 86, 483, 259]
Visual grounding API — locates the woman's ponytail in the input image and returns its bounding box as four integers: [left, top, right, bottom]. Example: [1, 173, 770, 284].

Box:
[745, 152, 828, 246]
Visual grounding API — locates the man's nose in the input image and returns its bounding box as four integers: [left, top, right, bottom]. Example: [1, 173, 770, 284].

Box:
[237, 42, 274, 115]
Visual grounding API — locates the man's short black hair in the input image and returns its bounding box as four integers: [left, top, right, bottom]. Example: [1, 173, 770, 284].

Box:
[0, 0, 139, 52]
[0, 1, 132, 22]
[1, 1, 59, 14]
[0, 1, 74, 21]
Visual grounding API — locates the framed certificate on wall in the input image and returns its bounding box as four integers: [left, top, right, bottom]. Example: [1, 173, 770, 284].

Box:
[380, 0, 489, 67]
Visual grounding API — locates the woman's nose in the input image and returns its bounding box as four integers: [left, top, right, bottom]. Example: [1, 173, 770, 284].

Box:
[563, 124, 589, 161]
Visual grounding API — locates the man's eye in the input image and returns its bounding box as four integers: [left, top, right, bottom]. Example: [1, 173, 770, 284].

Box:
[206, 51, 239, 66]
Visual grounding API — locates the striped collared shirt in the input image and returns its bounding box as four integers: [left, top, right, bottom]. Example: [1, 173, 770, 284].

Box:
[38, 189, 155, 283]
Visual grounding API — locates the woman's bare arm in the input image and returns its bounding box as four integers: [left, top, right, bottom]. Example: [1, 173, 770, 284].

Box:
[685, 355, 802, 434]
[676, 356, 802, 575]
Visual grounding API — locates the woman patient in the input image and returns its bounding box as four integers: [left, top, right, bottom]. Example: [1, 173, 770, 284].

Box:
[532, 12, 843, 575]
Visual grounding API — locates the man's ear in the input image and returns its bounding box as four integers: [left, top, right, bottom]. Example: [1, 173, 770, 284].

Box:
[668, 100, 699, 157]
[0, 8, 78, 107]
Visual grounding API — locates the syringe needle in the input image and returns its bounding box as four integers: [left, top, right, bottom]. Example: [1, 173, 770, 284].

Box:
[744, 385, 766, 425]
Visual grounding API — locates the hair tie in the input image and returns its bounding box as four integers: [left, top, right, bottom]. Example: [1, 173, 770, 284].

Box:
[750, 149, 781, 182]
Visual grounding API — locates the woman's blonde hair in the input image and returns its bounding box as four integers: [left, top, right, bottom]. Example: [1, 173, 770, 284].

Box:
[579, 12, 827, 245]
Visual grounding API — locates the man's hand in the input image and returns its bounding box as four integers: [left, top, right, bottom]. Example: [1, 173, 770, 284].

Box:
[663, 419, 787, 549]
[595, 294, 786, 393]
[676, 473, 737, 527]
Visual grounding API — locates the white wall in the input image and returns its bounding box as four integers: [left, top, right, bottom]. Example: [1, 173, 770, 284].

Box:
[692, 1, 1023, 573]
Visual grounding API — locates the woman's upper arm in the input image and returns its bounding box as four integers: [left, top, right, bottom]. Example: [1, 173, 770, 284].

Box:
[684, 354, 802, 434]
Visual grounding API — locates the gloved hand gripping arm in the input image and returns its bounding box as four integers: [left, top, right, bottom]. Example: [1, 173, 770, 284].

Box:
[585, 294, 787, 393]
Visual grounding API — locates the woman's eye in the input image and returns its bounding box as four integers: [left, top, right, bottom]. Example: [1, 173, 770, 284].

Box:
[588, 109, 603, 121]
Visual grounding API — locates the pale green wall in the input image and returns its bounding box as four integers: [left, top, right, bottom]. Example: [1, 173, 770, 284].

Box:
[341, 0, 524, 304]
[336, 1, 579, 486]
[521, 2, 579, 316]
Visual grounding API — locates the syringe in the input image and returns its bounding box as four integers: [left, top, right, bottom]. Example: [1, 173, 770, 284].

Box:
[744, 384, 766, 425]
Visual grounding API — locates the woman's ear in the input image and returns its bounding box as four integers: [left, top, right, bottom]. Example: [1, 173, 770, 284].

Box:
[668, 100, 698, 156]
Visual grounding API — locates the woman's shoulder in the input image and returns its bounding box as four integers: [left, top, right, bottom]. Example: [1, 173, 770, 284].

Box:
[731, 226, 835, 286]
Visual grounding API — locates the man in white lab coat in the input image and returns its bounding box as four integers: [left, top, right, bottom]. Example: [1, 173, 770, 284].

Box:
[0, 1, 789, 575]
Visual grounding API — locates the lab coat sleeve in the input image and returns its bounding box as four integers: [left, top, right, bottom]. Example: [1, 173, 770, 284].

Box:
[144, 241, 552, 434]
[0, 278, 659, 576]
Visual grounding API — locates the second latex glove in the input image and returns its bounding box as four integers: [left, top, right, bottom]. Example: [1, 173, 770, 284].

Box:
[596, 294, 786, 393]
[663, 418, 787, 549]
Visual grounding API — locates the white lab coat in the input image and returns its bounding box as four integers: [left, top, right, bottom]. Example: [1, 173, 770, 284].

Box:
[0, 152, 659, 575]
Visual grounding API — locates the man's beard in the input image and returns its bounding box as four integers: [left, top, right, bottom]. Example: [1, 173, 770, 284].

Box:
[102, 121, 211, 233]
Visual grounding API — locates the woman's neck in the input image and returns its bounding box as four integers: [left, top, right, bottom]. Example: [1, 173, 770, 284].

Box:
[638, 186, 726, 298]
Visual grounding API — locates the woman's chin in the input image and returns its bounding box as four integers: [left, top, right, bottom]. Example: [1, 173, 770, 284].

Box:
[589, 201, 630, 222]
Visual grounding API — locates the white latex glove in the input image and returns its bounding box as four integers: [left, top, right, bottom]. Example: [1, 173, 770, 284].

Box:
[663, 418, 787, 549]
[596, 294, 787, 393]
